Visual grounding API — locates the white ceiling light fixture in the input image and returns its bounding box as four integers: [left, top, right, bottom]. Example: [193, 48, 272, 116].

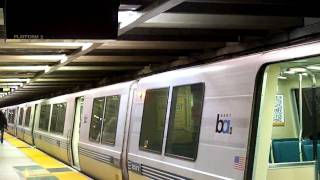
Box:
[0, 83, 24, 86]
[81, 43, 93, 51]
[289, 67, 306, 73]
[44, 66, 51, 73]
[307, 65, 320, 71]
[0, 78, 29, 82]
[284, 70, 295, 75]
[278, 76, 287, 80]
[0, 66, 47, 71]
[60, 55, 69, 64]
[118, 11, 142, 29]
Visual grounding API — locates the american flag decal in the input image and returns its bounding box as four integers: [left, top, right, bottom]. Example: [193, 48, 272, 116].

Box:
[234, 156, 245, 171]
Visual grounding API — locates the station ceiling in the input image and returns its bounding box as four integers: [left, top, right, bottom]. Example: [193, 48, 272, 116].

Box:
[0, 0, 320, 106]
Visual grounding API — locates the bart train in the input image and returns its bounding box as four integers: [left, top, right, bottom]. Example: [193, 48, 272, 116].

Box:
[3, 41, 320, 180]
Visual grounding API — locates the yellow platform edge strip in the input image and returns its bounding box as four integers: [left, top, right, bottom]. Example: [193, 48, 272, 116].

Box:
[4, 133, 88, 180]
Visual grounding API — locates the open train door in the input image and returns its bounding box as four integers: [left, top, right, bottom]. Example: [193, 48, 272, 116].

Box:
[250, 61, 320, 180]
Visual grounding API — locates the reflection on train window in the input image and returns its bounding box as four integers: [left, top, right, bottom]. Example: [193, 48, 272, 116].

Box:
[50, 103, 67, 134]
[24, 107, 32, 128]
[8, 109, 15, 124]
[18, 108, 24, 125]
[101, 95, 121, 145]
[139, 88, 169, 153]
[89, 97, 105, 142]
[165, 83, 204, 160]
[39, 104, 51, 131]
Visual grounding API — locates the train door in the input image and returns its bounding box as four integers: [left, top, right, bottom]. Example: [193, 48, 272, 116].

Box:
[71, 96, 84, 169]
[31, 104, 38, 145]
[251, 60, 320, 180]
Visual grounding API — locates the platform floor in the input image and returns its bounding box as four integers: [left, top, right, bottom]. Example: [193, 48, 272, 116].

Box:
[0, 133, 90, 180]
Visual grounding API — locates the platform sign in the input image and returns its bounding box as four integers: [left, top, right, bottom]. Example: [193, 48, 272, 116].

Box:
[5, 0, 120, 40]
[273, 95, 285, 126]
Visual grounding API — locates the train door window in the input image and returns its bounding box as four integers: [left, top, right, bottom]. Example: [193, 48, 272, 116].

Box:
[18, 108, 24, 126]
[139, 88, 169, 153]
[39, 104, 51, 131]
[89, 97, 105, 142]
[165, 83, 205, 160]
[101, 95, 121, 145]
[24, 107, 32, 128]
[50, 103, 67, 134]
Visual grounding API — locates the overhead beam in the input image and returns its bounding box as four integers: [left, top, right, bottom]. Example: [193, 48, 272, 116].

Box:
[0, 42, 84, 49]
[35, 78, 99, 82]
[74, 55, 176, 62]
[23, 85, 76, 89]
[98, 40, 225, 49]
[118, 0, 186, 35]
[57, 66, 143, 71]
[140, 13, 303, 30]
[88, 49, 197, 56]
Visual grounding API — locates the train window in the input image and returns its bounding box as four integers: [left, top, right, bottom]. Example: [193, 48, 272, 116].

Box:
[24, 107, 32, 128]
[50, 103, 67, 134]
[18, 108, 24, 125]
[101, 95, 121, 145]
[89, 97, 105, 142]
[39, 104, 51, 131]
[139, 88, 169, 153]
[165, 83, 204, 160]
[8, 109, 15, 124]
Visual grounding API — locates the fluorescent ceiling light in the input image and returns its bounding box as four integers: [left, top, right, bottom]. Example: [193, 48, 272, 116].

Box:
[307, 65, 320, 71]
[44, 66, 51, 73]
[60, 55, 68, 63]
[289, 67, 306, 73]
[0, 78, 29, 82]
[27, 43, 87, 47]
[0, 83, 23, 86]
[81, 43, 93, 51]
[118, 11, 141, 28]
[284, 70, 295, 75]
[278, 76, 287, 80]
[0, 66, 47, 71]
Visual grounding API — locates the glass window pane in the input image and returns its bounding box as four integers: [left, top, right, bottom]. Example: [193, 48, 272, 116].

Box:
[39, 104, 51, 131]
[101, 95, 121, 145]
[18, 108, 24, 125]
[139, 88, 169, 153]
[89, 97, 105, 142]
[24, 107, 32, 127]
[165, 83, 204, 160]
[50, 103, 67, 134]
[8, 110, 15, 124]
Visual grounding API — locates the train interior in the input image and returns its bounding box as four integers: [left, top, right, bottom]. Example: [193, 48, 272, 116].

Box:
[253, 56, 320, 180]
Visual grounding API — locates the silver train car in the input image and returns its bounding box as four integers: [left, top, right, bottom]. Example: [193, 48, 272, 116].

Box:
[3, 41, 320, 180]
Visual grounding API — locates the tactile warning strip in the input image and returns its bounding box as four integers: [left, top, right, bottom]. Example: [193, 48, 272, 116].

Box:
[4, 133, 89, 180]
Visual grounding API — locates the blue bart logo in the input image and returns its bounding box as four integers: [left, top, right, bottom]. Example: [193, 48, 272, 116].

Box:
[215, 113, 232, 134]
